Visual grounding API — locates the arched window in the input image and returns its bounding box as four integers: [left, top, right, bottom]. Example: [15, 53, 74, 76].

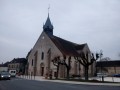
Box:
[32, 59, 33, 66]
[41, 52, 44, 60]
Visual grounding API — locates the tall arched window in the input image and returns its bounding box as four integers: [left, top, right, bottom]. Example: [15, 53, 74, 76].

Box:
[32, 59, 33, 66]
[41, 52, 44, 60]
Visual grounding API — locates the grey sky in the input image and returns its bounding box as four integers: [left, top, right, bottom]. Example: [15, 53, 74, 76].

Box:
[0, 0, 120, 63]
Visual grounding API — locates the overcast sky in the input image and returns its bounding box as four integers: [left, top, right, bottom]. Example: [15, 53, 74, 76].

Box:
[0, 0, 120, 63]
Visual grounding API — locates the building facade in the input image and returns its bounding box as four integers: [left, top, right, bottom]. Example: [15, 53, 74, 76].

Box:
[28, 14, 94, 78]
[0, 62, 9, 72]
[96, 60, 120, 76]
[8, 58, 27, 74]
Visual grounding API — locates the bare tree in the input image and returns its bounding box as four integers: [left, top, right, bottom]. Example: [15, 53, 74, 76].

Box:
[74, 52, 99, 81]
[52, 55, 71, 80]
[52, 56, 61, 79]
[62, 56, 71, 80]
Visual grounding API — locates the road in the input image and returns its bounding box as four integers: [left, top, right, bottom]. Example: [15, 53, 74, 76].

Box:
[0, 78, 120, 90]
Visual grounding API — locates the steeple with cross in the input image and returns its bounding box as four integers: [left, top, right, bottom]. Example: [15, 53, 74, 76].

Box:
[43, 6, 53, 36]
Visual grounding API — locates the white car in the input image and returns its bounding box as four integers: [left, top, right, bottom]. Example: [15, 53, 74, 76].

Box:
[9, 70, 16, 77]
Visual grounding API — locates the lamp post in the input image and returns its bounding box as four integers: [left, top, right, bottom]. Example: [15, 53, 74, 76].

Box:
[99, 50, 104, 81]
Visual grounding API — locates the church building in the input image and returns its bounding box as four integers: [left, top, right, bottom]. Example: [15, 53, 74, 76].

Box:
[27, 14, 94, 78]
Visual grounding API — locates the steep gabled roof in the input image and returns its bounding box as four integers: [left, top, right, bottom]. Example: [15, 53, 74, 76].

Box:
[49, 35, 86, 56]
[41, 15, 88, 56]
[75, 44, 86, 50]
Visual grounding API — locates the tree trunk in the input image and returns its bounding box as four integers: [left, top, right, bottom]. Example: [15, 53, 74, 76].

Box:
[56, 65, 59, 79]
[67, 68, 69, 80]
[66, 58, 71, 80]
[85, 66, 89, 81]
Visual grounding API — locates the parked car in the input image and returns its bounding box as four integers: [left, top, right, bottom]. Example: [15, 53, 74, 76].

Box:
[113, 74, 120, 77]
[97, 73, 107, 77]
[0, 71, 11, 80]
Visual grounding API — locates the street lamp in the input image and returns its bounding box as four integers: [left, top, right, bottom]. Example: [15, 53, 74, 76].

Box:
[99, 50, 104, 81]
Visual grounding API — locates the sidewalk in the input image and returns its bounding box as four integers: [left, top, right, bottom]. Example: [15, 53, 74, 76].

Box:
[18, 76, 120, 86]
[90, 77, 120, 82]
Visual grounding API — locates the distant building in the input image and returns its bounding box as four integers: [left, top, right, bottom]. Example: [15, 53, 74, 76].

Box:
[25, 50, 32, 75]
[0, 62, 9, 72]
[96, 60, 120, 75]
[27, 14, 95, 79]
[8, 58, 27, 74]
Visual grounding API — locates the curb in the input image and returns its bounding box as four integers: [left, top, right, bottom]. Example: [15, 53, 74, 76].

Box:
[17, 76, 120, 86]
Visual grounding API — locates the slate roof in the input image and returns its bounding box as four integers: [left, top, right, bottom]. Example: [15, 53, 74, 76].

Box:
[0, 62, 9, 67]
[96, 60, 120, 67]
[0, 58, 27, 67]
[9, 58, 27, 64]
[49, 35, 86, 56]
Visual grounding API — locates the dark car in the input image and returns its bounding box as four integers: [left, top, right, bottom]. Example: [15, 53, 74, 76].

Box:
[0, 71, 11, 80]
[113, 74, 120, 77]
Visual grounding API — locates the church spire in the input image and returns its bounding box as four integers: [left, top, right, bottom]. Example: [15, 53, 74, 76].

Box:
[43, 14, 53, 30]
[43, 11, 53, 35]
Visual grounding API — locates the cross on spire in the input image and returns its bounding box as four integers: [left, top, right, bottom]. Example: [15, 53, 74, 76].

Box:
[48, 4, 50, 14]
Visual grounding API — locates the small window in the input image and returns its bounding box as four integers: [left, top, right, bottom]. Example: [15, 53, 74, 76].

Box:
[54, 72, 57, 77]
[16, 64, 18, 68]
[12, 65, 14, 68]
[8, 65, 10, 68]
[41, 52, 44, 60]
[32, 59, 33, 66]
[42, 36, 44, 39]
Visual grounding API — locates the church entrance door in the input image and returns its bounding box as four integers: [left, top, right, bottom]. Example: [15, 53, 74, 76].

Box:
[41, 67, 44, 76]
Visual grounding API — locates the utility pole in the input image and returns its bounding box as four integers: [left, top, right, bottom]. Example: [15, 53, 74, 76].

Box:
[99, 50, 104, 81]
[78, 62, 81, 79]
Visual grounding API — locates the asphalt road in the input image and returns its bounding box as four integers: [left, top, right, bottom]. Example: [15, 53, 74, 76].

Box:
[0, 78, 120, 90]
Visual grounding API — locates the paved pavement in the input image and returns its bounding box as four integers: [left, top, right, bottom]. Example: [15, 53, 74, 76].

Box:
[1, 78, 120, 90]
[18, 76, 120, 86]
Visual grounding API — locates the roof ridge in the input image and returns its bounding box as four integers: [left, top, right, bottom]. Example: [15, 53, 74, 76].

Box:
[53, 35, 78, 46]
[48, 35, 86, 56]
